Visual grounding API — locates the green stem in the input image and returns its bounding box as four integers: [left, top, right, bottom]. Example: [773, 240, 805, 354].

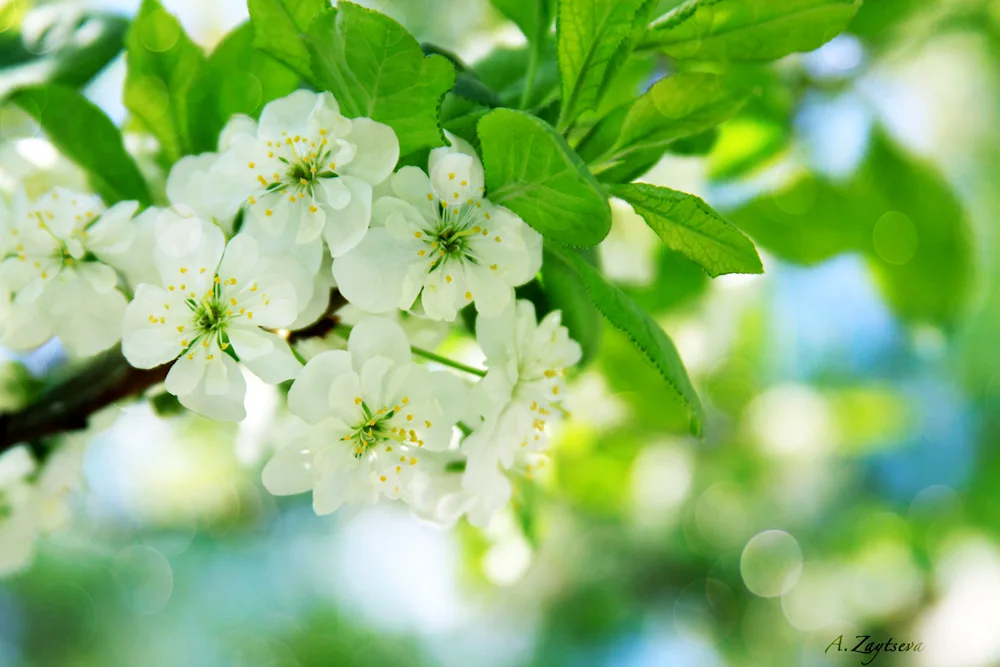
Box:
[334, 323, 487, 378]
[520, 42, 541, 109]
[411, 346, 487, 378]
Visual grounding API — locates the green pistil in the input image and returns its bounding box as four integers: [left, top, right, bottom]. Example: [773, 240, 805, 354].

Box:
[346, 401, 404, 458]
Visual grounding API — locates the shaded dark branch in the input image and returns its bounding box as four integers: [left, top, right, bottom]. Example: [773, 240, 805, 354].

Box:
[0, 349, 169, 458]
[0, 289, 349, 459]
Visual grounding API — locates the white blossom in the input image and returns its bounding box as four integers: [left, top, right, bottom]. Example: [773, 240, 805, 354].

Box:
[0, 187, 138, 356]
[0, 441, 85, 577]
[165, 114, 257, 234]
[456, 300, 581, 524]
[122, 209, 310, 421]
[261, 317, 466, 515]
[212, 90, 399, 259]
[332, 132, 542, 321]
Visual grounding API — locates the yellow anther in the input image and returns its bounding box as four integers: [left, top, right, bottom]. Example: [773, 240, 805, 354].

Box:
[406, 414, 413, 421]
[490, 264, 498, 270]
[309, 205, 318, 213]
[202, 340, 210, 348]
[445, 275, 452, 283]
[426, 193, 434, 201]
[402, 396, 409, 404]
[230, 297, 238, 306]
[465, 291, 472, 299]
[320, 128, 327, 135]
[206, 355, 214, 360]
[495, 236, 502, 242]
[180, 267, 188, 274]
[247, 312, 253, 319]
[248, 162, 255, 169]
[453, 192, 459, 199]
[396, 466, 401, 473]
[379, 475, 386, 482]
[418, 250, 426, 257]
[199, 267, 206, 274]
[460, 180, 467, 186]
[408, 457, 417, 466]
[180, 340, 188, 347]
[177, 325, 185, 332]
[414, 231, 422, 238]
[265, 209, 273, 216]
[424, 420, 432, 428]
[553, 385, 560, 395]
[448, 173, 455, 180]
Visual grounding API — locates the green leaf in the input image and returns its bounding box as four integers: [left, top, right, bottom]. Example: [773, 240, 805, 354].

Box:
[578, 72, 751, 179]
[247, 0, 328, 79]
[542, 245, 602, 366]
[11, 85, 151, 206]
[473, 43, 560, 109]
[728, 131, 972, 327]
[491, 0, 555, 46]
[642, 0, 861, 61]
[556, 0, 649, 131]
[124, 0, 205, 163]
[478, 108, 610, 247]
[548, 243, 704, 436]
[610, 182, 762, 277]
[0, 13, 128, 99]
[305, 3, 455, 157]
[186, 23, 299, 153]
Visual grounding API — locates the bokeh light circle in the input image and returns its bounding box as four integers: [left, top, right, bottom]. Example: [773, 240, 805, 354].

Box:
[740, 529, 803, 598]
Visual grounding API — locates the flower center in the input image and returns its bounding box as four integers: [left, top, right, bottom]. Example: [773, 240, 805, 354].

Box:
[256, 133, 339, 197]
[193, 297, 229, 333]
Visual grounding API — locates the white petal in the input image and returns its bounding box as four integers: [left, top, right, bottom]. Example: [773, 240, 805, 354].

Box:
[204, 356, 231, 395]
[476, 297, 519, 363]
[122, 284, 186, 369]
[177, 355, 247, 421]
[227, 325, 275, 361]
[76, 262, 118, 294]
[85, 200, 139, 256]
[327, 371, 363, 423]
[262, 438, 316, 496]
[390, 166, 437, 219]
[54, 286, 127, 358]
[287, 350, 352, 424]
[347, 316, 411, 370]
[241, 334, 302, 384]
[331, 227, 411, 313]
[466, 262, 513, 317]
[258, 90, 320, 138]
[312, 458, 354, 515]
[340, 118, 399, 185]
[217, 233, 259, 288]
[322, 175, 372, 257]
[154, 214, 225, 296]
[359, 355, 394, 407]
[165, 354, 206, 397]
[218, 114, 258, 151]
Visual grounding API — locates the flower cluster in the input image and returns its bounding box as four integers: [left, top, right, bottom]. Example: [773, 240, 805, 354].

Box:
[0, 90, 581, 557]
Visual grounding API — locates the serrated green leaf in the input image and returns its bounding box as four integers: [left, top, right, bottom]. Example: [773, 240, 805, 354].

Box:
[578, 72, 750, 180]
[542, 245, 602, 365]
[556, 0, 649, 131]
[124, 0, 204, 163]
[548, 243, 704, 436]
[643, 0, 861, 61]
[478, 108, 610, 247]
[0, 13, 128, 99]
[610, 182, 762, 277]
[186, 23, 298, 154]
[12, 85, 151, 206]
[305, 3, 455, 157]
[247, 0, 328, 79]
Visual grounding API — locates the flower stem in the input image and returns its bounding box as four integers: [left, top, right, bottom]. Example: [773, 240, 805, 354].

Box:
[332, 323, 487, 378]
[520, 42, 541, 109]
[411, 346, 487, 378]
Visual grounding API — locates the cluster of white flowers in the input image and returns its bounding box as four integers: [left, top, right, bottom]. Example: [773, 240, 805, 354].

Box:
[0, 89, 581, 556]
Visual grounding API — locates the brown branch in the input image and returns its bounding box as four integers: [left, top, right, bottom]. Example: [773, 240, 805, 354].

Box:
[0, 349, 168, 458]
[0, 289, 347, 459]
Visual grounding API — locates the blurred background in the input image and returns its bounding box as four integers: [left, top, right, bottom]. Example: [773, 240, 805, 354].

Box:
[3, 0, 1000, 665]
